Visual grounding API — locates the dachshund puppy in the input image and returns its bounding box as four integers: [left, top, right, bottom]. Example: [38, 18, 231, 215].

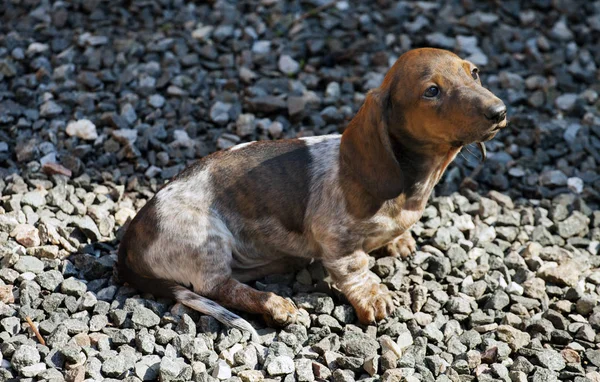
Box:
[118, 48, 507, 338]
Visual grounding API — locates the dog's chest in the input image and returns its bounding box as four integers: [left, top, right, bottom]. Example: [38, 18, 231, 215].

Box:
[363, 207, 423, 252]
[361, 172, 441, 252]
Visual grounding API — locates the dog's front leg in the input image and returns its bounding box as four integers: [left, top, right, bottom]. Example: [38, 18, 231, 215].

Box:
[323, 251, 394, 323]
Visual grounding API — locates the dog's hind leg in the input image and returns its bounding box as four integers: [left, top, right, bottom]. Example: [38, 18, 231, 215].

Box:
[208, 278, 299, 328]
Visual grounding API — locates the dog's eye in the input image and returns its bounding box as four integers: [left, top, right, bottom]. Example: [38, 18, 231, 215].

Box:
[423, 86, 439, 98]
[471, 68, 479, 80]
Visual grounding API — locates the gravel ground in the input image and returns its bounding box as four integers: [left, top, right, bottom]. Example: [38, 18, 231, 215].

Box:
[1, 0, 600, 381]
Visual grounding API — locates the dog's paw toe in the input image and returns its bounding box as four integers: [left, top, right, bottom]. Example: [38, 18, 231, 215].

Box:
[387, 235, 417, 259]
[354, 284, 394, 324]
[264, 295, 299, 327]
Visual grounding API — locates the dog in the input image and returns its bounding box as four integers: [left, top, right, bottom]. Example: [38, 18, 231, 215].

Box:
[117, 48, 507, 339]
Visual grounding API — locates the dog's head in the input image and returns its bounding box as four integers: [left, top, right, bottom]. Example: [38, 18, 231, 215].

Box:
[341, 48, 507, 206]
[384, 48, 507, 147]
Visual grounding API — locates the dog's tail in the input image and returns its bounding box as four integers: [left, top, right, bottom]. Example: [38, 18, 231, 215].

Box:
[172, 285, 260, 341]
[116, 258, 259, 341]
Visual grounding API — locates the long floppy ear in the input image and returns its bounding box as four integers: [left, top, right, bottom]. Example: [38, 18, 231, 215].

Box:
[339, 89, 404, 202]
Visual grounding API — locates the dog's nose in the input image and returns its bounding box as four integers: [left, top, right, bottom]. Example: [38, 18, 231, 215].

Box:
[485, 103, 507, 123]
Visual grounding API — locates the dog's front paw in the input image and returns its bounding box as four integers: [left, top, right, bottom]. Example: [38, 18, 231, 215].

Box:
[386, 232, 417, 259]
[352, 283, 394, 324]
[263, 294, 299, 327]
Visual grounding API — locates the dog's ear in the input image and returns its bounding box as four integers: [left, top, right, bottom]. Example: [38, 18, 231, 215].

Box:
[340, 89, 404, 202]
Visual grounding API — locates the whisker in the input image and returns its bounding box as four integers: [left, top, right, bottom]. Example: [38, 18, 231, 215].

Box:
[463, 144, 483, 163]
[459, 151, 477, 165]
[464, 145, 476, 157]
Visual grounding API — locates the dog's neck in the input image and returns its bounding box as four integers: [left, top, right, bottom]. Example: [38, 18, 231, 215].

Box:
[388, 130, 461, 210]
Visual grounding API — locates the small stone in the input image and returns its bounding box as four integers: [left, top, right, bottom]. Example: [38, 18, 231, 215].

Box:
[453, 215, 475, 231]
[13, 256, 45, 274]
[192, 25, 213, 40]
[71, 215, 102, 241]
[422, 325, 444, 343]
[496, 325, 530, 351]
[535, 349, 566, 371]
[246, 96, 287, 113]
[61, 277, 87, 297]
[11, 345, 41, 372]
[532, 368, 558, 382]
[11, 224, 41, 248]
[576, 296, 597, 315]
[66, 119, 98, 140]
[252, 41, 271, 54]
[42, 162, 72, 177]
[267, 355, 295, 375]
[112, 129, 137, 145]
[293, 294, 335, 314]
[538, 261, 583, 287]
[312, 361, 332, 379]
[90, 315, 108, 332]
[446, 296, 473, 314]
[236, 114, 256, 137]
[132, 306, 160, 328]
[210, 101, 232, 125]
[148, 94, 166, 108]
[432, 227, 452, 250]
[102, 356, 128, 378]
[567, 177, 584, 194]
[295, 358, 314, 382]
[561, 348, 580, 364]
[121, 103, 137, 124]
[557, 212, 589, 238]
[239, 67, 258, 83]
[426, 32, 455, 49]
[212, 360, 232, 379]
[586, 349, 600, 367]
[0, 285, 15, 303]
[160, 357, 191, 381]
[341, 331, 379, 359]
[40, 101, 63, 117]
[63, 318, 88, 335]
[22, 190, 47, 208]
[333, 369, 354, 382]
[397, 331, 413, 351]
[1, 316, 20, 335]
[35, 270, 64, 290]
[506, 282, 524, 296]
[364, 355, 379, 376]
[278, 55, 300, 75]
[555, 93, 578, 111]
[20, 362, 46, 377]
[540, 170, 568, 187]
[487, 191, 514, 209]
[238, 370, 264, 382]
[135, 355, 161, 381]
[115, 207, 136, 226]
[380, 336, 403, 358]
[484, 291, 510, 310]
[27, 245, 60, 259]
[287, 96, 306, 118]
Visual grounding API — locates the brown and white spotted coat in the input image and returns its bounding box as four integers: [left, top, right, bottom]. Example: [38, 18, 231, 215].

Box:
[118, 48, 507, 334]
